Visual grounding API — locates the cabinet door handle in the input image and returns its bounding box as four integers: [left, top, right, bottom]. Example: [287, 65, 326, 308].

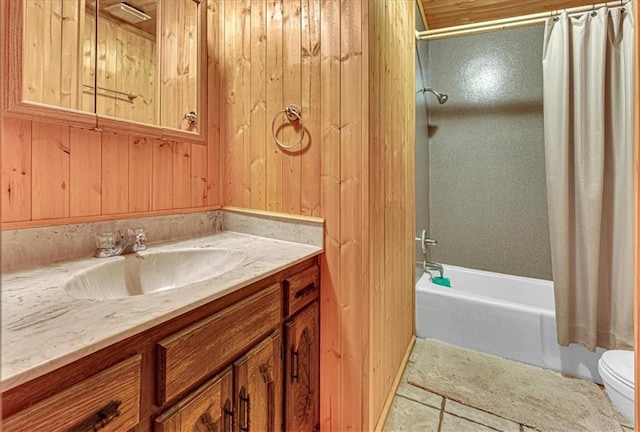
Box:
[294, 283, 316, 299]
[66, 400, 121, 432]
[223, 399, 233, 432]
[239, 387, 250, 432]
[291, 350, 299, 382]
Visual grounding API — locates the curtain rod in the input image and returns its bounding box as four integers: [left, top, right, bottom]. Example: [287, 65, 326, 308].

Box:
[416, 0, 632, 41]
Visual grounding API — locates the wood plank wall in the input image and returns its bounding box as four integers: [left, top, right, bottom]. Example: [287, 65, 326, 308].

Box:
[88, 15, 157, 125]
[216, 1, 371, 429]
[218, 0, 414, 429]
[22, 0, 158, 124]
[23, 0, 83, 110]
[160, 0, 199, 131]
[368, 0, 416, 426]
[421, 0, 604, 29]
[0, 116, 214, 226]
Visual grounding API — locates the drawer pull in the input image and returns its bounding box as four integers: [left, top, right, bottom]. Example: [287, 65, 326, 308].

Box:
[67, 400, 121, 432]
[294, 283, 316, 299]
[239, 387, 251, 432]
[223, 399, 233, 432]
[291, 350, 300, 382]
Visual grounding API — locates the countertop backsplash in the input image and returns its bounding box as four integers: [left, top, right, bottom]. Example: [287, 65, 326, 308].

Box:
[1, 210, 223, 273]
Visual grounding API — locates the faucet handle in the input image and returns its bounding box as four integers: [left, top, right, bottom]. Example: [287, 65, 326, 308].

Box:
[129, 228, 147, 250]
[95, 232, 116, 249]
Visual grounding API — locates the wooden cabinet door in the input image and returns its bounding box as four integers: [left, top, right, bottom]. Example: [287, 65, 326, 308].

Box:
[155, 367, 234, 432]
[234, 331, 282, 432]
[284, 302, 319, 432]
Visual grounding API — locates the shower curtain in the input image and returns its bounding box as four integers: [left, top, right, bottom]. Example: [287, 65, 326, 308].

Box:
[542, 4, 634, 351]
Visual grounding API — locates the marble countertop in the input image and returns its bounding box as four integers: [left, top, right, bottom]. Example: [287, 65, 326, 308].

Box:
[1, 230, 322, 391]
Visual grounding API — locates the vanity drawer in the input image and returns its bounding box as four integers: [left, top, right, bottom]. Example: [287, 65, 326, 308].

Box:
[285, 265, 319, 317]
[157, 283, 281, 404]
[3, 355, 142, 432]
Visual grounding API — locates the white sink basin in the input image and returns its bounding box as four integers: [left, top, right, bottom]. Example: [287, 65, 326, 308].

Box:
[64, 248, 247, 300]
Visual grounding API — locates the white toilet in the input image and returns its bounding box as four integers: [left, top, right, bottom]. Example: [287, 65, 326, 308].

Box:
[598, 350, 635, 424]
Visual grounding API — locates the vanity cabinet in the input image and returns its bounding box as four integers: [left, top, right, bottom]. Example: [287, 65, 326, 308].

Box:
[285, 303, 320, 432]
[3, 355, 142, 432]
[156, 367, 234, 432]
[1, 257, 320, 432]
[284, 265, 321, 432]
[234, 332, 283, 432]
[157, 331, 283, 432]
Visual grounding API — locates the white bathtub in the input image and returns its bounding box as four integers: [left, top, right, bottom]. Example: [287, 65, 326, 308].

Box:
[416, 264, 605, 383]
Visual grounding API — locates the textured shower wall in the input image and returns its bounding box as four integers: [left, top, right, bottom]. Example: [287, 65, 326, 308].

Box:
[427, 26, 552, 280]
[415, 4, 430, 267]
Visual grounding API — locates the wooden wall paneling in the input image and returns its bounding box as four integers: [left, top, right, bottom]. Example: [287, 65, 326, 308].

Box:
[223, 0, 251, 208]
[99, 19, 118, 118]
[405, 0, 416, 341]
[300, 0, 321, 217]
[384, 2, 400, 412]
[60, 0, 80, 109]
[31, 121, 70, 220]
[69, 127, 101, 217]
[206, 0, 222, 207]
[160, 0, 177, 129]
[250, 0, 267, 210]
[115, 27, 131, 122]
[44, 0, 62, 107]
[160, 0, 199, 131]
[142, 37, 157, 125]
[190, 143, 208, 207]
[23, 0, 45, 104]
[1, 117, 32, 222]
[101, 131, 129, 214]
[368, 1, 415, 427]
[82, 14, 96, 113]
[172, 141, 192, 208]
[360, 2, 371, 428]
[281, 0, 302, 215]
[421, 0, 604, 30]
[339, 0, 365, 430]
[152, 139, 173, 210]
[240, 0, 252, 207]
[368, 0, 384, 428]
[265, 0, 284, 212]
[128, 136, 153, 212]
[319, 0, 342, 430]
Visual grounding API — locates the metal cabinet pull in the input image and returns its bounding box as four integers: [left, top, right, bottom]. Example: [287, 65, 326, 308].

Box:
[66, 400, 121, 432]
[291, 350, 300, 382]
[294, 283, 316, 299]
[239, 387, 250, 432]
[223, 399, 233, 432]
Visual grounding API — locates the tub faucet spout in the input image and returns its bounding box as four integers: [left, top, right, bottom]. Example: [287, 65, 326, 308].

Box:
[424, 260, 444, 278]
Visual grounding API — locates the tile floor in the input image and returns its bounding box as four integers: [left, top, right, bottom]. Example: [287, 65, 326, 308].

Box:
[383, 347, 634, 432]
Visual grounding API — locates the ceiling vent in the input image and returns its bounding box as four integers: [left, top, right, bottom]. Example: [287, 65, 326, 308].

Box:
[104, 3, 151, 24]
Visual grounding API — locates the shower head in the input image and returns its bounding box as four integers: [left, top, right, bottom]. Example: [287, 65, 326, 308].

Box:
[421, 87, 448, 104]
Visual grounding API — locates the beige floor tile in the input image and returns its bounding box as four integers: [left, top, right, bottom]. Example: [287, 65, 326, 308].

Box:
[383, 395, 441, 432]
[397, 362, 443, 409]
[445, 400, 520, 432]
[522, 427, 537, 432]
[440, 412, 497, 432]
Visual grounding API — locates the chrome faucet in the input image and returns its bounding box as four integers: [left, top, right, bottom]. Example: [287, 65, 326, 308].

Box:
[423, 260, 444, 279]
[95, 229, 147, 258]
[416, 229, 445, 278]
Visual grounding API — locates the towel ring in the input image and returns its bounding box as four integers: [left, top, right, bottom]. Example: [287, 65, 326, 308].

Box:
[272, 105, 303, 150]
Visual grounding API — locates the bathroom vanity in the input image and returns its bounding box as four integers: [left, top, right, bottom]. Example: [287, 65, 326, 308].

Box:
[1, 210, 323, 431]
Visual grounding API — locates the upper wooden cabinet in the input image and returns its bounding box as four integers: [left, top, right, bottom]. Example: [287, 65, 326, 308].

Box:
[2, 0, 206, 143]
